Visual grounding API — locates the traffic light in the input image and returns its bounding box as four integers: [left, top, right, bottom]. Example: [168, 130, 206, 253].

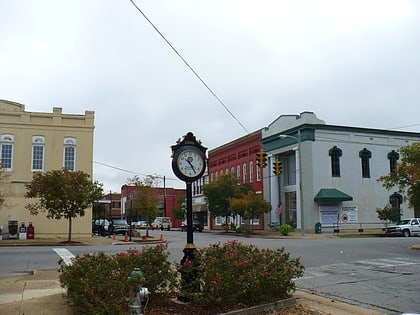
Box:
[256, 149, 267, 168]
[273, 159, 282, 175]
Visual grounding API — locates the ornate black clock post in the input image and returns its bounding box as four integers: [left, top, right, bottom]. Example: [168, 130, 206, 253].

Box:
[171, 132, 207, 264]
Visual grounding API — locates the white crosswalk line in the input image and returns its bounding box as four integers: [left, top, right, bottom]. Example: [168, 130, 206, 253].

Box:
[378, 258, 418, 266]
[53, 248, 75, 266]
[297, 257, 420, 281]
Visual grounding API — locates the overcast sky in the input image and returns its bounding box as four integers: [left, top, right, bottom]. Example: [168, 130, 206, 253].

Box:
[1, 0, 419, 192]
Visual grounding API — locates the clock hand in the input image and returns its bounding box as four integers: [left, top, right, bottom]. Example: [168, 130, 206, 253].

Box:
[187, 160, 196, 173]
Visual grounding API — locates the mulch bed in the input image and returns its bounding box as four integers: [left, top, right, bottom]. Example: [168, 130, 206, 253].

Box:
[141, 295, 327, 315]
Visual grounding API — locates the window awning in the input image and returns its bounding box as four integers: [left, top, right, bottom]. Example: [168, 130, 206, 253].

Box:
[314, 188, 353, 202]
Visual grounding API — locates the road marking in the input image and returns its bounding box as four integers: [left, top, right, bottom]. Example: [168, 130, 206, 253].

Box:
[297, 257, 420, 280]
[53, 248, 75, 266]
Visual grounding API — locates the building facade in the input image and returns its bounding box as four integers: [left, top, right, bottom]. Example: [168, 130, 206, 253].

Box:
[120, 184, 186, 229]
[0, 100, 95, 238]
[262, 112, 420, 233]
[192, 170, 209, 229]
[207, 130, 264, 229]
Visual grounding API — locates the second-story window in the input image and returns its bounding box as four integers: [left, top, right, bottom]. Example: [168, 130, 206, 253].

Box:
[242, 163, 247, 183]
[256, 165, 261, 182]
[388, 150, 399, 174]
[249, 161, 254, 182]
[329, 146, 342, 177]
[236, 165, 240, 179]
[64, 137, 76, 171]
[0, 134, 14, 171]
[32, 136, 45, 171]
[359, 148, 372, 178]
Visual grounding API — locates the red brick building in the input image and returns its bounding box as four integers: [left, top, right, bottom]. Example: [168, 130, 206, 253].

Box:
[102, 192, 122, 218]
[207, 130, 264, 229]
[120, 185, 186, 228]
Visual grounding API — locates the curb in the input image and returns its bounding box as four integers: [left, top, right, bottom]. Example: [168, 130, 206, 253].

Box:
[219, 297, 296, 315]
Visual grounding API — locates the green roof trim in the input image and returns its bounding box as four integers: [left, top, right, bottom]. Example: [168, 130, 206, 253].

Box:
[314, 188, 353, 202]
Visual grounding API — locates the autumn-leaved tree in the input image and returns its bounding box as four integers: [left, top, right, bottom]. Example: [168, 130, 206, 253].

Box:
[230, 191, 272, 232]
[128, 175, 160, 237]
[378, 142, 420, 216]
[25, 168, 103, 242]
[203, 173, 256, 230]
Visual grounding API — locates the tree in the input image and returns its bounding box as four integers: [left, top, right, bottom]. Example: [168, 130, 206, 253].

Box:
[378, 143, 420, 214]
[230, 191, 272, 232]
[172, 194, 186, 221]
[203, 173, 255, 230]
[128, 175, 160, 237]
[0, 164, 10, 210]
[25, 168, 103, 242]
[376, 204, 402, 225]
[203, 173, 239, 221]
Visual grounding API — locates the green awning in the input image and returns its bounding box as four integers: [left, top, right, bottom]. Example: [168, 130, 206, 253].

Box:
[314, 188, 353, 202]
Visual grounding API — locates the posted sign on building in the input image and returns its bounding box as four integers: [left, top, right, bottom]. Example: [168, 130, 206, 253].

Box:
[319, 206, 358, 226]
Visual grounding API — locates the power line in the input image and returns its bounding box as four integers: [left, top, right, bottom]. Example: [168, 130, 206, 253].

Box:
[93, 160, 179, 181]
[390, 123, 420, 130]
[128, 0, 249, 134]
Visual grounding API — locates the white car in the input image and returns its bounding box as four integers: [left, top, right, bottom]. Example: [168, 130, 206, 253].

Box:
[151, 217, 172, 230]
[132, 221, 149, 229]
[384, 218, 420, 237]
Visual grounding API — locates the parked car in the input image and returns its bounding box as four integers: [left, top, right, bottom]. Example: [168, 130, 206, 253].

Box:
[180, 220, 204, 232]
[384, 218, 420, 237]
[110, 218, 130, 235]
[151, 217, 172, 230]
[92, 219, 110, 236]
[132, 220, 149, 229]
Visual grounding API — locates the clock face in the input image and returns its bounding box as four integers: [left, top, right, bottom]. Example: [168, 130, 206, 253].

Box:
[176, 149, 205, 178]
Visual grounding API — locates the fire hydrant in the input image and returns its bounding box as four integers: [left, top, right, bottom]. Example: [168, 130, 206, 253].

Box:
[127, 268, 150, 315]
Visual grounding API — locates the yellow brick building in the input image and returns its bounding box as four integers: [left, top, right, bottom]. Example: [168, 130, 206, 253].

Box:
[0, 99, 95, 238]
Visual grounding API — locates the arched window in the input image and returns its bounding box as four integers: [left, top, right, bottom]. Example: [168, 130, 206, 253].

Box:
[63, 137, 77, 171]
[388, 150, 399, 174]
[236, 165, 241, 179]
[249, 161, 254, 183]
[329, 146, 342, 177]
[256, 164, 261, 182]
[32, 136, 45, 171]
[242, 163, 247, 183]
[0, 134, 14, 171]
[359, 148, 372, 178]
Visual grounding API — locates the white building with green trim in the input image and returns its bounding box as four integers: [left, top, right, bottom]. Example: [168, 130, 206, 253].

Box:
[262, 112, 420, 233]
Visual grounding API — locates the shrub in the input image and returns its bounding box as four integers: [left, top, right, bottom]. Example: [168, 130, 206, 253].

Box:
[280, 223, 292, 236]
[59, 244, 175, 315]
[178, 240, 304, 306]
[59, 241, 304, 313]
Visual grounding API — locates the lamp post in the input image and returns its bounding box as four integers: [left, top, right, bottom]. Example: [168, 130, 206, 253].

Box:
[129, 199, 133, 241]
[279, 130, 304, 236]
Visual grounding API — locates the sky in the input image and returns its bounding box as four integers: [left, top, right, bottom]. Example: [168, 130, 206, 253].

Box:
[1, 0, 420, 192]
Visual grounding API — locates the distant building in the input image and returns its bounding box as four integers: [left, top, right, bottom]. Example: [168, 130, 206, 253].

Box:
[262, 112, 420, 233]
[120, 184, 186, 228]
[98, 192, 122, 218]
[0, 100, 95, 238]
[207, 130, 263, 230]
[192, 169, 209, 229]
